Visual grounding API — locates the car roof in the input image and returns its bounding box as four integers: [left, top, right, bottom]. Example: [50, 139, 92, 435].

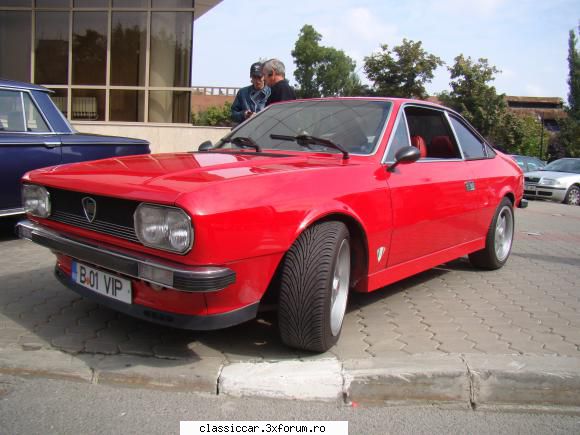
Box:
[0, 78, 50, 93]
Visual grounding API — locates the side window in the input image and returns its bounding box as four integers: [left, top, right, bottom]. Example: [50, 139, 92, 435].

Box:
[0, 90, 25, 132]
[450, 116, 486, 159]
[385, 112, 410, 161]
[23, 93, 50, 132]
[405, 106, 461, 159]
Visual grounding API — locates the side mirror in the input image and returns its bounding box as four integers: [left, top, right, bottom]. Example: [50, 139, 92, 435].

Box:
[387, 146, 421, 172]
[198, 140, 213, 152]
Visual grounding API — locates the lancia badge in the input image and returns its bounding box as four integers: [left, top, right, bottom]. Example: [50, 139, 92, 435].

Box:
[82, 197, 97, 223]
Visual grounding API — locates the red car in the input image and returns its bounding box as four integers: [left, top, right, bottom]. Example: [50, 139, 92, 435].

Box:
[18, 98, 526, 352]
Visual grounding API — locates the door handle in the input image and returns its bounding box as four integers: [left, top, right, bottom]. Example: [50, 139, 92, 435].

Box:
[465, 181, 476, 191]
[43, 141, 60, 148]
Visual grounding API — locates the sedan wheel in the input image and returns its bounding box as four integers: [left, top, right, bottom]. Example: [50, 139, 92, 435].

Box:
[278, 221, 351, 352]
[564, 185, 580, 206]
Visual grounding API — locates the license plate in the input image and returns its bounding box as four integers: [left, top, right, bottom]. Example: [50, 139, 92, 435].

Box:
[72, 261, 132, 304]
[525, 184, 536, 192]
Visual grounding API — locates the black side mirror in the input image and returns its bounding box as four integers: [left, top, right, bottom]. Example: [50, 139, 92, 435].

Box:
[387, 146, 421, 172]
[198, 140, 213, 152]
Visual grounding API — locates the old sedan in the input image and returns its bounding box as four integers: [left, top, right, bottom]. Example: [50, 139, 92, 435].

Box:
[524, 158, 580, 205]
[0, 79, 150, 218]
[17, 98, 525, 352]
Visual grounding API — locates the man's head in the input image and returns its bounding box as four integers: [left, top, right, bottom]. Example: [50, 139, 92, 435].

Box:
[249, 62, 265, 90]
[262, 59, 286, 87]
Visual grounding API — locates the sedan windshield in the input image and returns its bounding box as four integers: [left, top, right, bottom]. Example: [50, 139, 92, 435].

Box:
[222, 99, 392, 155]
[542, 159, 580, 174]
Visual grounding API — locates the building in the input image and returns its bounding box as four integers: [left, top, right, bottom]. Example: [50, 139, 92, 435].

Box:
[0, 0, 221, 124]
[505, 96, 566, 132]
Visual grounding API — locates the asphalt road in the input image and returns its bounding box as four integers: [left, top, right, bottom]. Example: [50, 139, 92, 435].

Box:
[1, 375, 579, 435]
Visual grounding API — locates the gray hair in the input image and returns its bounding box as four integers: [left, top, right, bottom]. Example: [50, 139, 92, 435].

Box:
[262, 58, 286, 77]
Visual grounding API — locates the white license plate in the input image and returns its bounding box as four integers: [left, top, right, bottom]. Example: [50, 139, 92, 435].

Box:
[72, 261, 132, 304]
[525, 184, 536, 192]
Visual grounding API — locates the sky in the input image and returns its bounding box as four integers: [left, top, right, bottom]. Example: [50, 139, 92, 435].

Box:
[191, 0, 579, 100]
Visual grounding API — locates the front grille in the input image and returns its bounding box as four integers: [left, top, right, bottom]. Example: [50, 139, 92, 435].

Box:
[48, 188, 140, 243]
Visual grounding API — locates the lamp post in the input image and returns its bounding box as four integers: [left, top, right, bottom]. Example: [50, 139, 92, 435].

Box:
[537, 111, 545, 159]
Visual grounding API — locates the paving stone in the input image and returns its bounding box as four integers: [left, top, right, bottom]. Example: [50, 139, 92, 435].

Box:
[84, 339, 120, 355]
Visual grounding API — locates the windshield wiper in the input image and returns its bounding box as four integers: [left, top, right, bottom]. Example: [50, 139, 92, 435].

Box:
[270, 134, 349, 159]
[221, 136, 261, 152]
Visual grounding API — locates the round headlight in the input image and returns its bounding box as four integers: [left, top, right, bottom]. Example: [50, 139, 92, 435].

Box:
[22, 184, 51, 218]
[134, 204, 193, 253]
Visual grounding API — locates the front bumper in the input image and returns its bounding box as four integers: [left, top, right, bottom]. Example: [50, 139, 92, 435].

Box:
[16, 220, 235, 293]
[524, 186, 567, 202]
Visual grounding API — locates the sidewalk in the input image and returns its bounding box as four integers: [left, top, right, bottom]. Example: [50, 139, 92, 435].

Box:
[1, 201, 579, 409]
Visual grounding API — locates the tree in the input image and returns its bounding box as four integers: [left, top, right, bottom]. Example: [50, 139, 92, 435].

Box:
[291, 25, 358, 98]
[439, 55, 506, 140]
[363, 39, 443, 99]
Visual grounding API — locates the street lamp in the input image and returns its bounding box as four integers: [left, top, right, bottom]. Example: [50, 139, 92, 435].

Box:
[537, 111, 545, 159]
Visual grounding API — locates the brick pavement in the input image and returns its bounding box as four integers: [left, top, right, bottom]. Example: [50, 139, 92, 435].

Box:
[0, 200, 579, 365]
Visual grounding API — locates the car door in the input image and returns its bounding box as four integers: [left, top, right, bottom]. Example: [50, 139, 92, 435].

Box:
[384, 105, 482, 267]
[0, 89, 61, 213]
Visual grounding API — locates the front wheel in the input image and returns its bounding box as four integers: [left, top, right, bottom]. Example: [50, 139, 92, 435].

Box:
[278, 221, 351, 352]
[564, 185, 580, 206]
[469, 197, 514, 270]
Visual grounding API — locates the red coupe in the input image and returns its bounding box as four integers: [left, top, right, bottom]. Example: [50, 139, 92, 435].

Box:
[18, 98, 526, 352]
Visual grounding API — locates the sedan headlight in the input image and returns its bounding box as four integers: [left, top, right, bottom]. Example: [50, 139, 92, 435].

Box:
[22, 184, 51, 218]
[539, 178, 565, 187]
[134, 204, 193, 253]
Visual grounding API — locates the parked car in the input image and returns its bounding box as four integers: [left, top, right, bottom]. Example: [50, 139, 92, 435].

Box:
[17, 98, 526, 352]
[524, 158, 580, 205]
[510, 154, 546, 173]
[0, 79, 150, 218]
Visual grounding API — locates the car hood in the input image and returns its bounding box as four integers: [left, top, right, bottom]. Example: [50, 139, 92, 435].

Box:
[24, 151, 352, 204]
[526, 170, 580, 182]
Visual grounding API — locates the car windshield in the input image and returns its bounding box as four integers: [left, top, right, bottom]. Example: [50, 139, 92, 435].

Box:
[542, 159, 580, 174]
[221, 99, 392, 155]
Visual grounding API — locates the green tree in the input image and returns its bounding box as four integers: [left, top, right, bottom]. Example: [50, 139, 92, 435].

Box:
[439, 55, 506, 140]
[191, 102, 234, 127]
[291, 25, 358, 98]
[363, 39, 443, 99]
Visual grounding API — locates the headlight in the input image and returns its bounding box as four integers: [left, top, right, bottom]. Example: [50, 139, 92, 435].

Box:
[22, 184, 51, 218]
[134, 204, 193, 253]
[539, 178, 564, 187]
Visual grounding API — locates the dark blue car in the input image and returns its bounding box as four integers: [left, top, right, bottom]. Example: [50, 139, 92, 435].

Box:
[0, 79, 150, 218]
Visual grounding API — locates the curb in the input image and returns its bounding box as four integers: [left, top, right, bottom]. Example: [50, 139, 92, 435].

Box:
[1, 347, 580, 409]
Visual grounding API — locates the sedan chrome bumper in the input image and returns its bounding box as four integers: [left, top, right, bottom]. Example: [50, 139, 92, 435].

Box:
[16, 220, 235, 292]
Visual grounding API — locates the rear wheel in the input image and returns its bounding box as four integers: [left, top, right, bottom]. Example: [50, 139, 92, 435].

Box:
[278, 221, 350, 352]
[564, 185, 580, 206]
[469, 197, 514, 270]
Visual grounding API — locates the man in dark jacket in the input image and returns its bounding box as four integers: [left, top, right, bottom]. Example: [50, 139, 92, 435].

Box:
[262, 59, 297, 106]
[231, 62, 271, 123]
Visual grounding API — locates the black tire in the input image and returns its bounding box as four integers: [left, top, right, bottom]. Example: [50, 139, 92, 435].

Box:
[564, 185, 580, 206]
[278, 221, 351, 352]
[469, 197, 514, 270]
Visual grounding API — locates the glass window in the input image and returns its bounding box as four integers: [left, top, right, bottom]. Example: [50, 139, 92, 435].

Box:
[23, 93, 50, 132]
[110, 90, 144, 122]
[111, 12, 147, 86]
[36, 0, 70, 7]
[72, 11, 107, 85]
[113, 0, 148, 7]
[386, 114, 411, 161]
[71, 89, 105, 121]
[0, 1, 31, 6]
[74, 0, 107, 7]
[35, 12, 69, 85]
[152, 0, 194, 7]
[0, 12, 31, 82]
[0, 90, 25, 132]
[149, 90, 190, 123]
[150, 12, 192, 87]
[450, 116, 486, 159]
[48, 88, 68, 118]
[405, 106, 460, 159]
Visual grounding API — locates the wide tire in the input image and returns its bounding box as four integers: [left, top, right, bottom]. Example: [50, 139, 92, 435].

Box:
[469, 197, 514, 270]
[278, 221, 351, 352]
[564, 185, 580, 206]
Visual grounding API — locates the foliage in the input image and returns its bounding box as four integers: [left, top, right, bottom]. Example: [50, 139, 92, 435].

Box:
[439, 55, 506, 139]
[492, 111, 550, 157]
[191, 101, 234, 127]
[291, 25, 359, 98]
[363, 39, 443, 99]
[554, 117, 580, 158]
[567, 26, 580, 120]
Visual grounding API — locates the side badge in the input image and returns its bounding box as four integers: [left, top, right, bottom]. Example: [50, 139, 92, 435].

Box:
[377, 246, 385, 263]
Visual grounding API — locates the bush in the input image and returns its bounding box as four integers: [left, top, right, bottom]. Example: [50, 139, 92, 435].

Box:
[192, 101, 235, 127]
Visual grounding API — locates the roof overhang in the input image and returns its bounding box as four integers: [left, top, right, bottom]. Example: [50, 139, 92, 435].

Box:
[194, 0, 222, 20]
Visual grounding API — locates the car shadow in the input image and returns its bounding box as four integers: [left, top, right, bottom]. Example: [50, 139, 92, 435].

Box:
[0, 217, 20, 242]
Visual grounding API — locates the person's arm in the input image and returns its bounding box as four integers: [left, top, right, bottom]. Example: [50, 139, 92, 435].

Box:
[230, 91, 246, 122]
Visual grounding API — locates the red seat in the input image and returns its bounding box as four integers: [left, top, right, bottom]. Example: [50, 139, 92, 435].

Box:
[410, 135, 427, 158]
[429, 136, 455, 158]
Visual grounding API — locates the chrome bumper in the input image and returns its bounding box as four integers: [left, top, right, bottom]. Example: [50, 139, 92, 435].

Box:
[17, 220, 235, 293]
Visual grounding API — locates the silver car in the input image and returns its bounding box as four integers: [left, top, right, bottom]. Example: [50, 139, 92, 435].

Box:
[524, 158, 580, 205]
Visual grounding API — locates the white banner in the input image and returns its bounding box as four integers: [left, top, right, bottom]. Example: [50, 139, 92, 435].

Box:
[181, 421, 348, 435]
